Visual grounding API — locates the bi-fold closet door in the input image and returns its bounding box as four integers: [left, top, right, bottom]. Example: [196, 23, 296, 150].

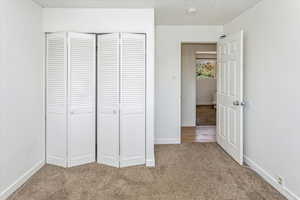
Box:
[46, 32, 96, 168]
[97, 33, 146, 168]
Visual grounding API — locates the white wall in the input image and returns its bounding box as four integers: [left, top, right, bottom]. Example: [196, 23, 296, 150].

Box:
[43, 8, 156, 166]
[0, 0, 44, 199]
[155, 25, 223, 143]
[181, 44, 197, 127]
[224, 0, 300, 199]
[181, 44, 217, 127]
[197, 78, 216, 105]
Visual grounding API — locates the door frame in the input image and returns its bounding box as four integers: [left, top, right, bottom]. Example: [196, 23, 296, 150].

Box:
[179, 41, 218, 144]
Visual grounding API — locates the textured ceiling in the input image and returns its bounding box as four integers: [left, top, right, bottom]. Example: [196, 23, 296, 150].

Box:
[33, 0, 262, 25]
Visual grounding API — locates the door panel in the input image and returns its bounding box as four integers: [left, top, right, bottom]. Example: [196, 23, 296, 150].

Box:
[120, 33, 146, 167]
[68, 114, 94, 166]
[46, 32, 68, 167]
[217, 31, 244, 165]
[68, 32, 96, 167]
[97, 33, 120, 167]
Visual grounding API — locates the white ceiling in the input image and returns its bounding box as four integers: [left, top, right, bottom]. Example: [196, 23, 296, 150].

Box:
[33, 0, 262, 25]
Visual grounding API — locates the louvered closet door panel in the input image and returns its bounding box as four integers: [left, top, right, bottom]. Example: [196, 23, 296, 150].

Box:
[120, 33, 146, 167]
[68, 32, 96, 167]
[97, 33, 120, 167]
[46, 32, 68, 167]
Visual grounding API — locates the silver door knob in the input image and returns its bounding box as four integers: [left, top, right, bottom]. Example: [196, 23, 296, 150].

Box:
[113, 110, 117, 114]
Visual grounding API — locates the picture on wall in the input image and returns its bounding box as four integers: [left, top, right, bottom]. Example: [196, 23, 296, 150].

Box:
[196, 59, 216, 79]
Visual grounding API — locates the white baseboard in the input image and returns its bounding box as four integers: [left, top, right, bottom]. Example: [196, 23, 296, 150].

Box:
[0, 160, 45, 200]
[181, 123, 195, 127]
[69, 155, 95, 167]
[197, 103, 214, 106]
[47, 156, 67, 168]
[155, 138, 180, 144]
[244, 156, 299, 200]
[146, 159, 155, 167]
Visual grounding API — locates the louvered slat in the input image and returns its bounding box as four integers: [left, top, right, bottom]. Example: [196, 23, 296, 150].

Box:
[98, 35, 120, 106]
[120, 35, 145, 106]
[47, 36, 67, 109]
[69, 37, 94, 111]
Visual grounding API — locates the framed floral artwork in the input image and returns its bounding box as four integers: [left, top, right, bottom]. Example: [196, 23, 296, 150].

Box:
[196, 59, 216, 79]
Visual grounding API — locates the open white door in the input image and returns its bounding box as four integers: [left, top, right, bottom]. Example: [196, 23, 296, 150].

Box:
[97, 33, 120, 167]
[120, 33, 146, 167]
[68, 32, 96, 167]
[217, 31, 244, 165]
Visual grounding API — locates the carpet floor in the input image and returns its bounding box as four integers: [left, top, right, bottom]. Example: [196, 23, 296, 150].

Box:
[8, 143, 286, 200]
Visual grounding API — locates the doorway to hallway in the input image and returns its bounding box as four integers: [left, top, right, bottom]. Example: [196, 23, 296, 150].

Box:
[181, 43, 217, 143]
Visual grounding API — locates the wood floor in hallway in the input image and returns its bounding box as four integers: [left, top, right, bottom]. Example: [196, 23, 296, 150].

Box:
[181, 126, 216, 143]
[196, 105, 216, 126]
[182, 105, 217, 143]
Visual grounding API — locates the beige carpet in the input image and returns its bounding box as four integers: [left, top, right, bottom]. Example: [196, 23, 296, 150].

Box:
[8, 143, 286, 200]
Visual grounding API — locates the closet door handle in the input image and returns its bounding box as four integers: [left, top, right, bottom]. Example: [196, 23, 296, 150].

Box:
[233, 101, 240, 106]
[113, 110, 117, 115]
[233, 101, 245, 106]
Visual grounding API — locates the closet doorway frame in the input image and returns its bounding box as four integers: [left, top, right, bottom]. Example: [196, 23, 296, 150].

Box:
[44, 31, 155, 168]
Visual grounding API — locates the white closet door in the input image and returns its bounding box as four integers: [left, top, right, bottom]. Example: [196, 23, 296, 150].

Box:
[120, 33, 146, 167]
[46, 32, 68, 167]
[68, 32, 96, 167]
[97, 33, 120, 167]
